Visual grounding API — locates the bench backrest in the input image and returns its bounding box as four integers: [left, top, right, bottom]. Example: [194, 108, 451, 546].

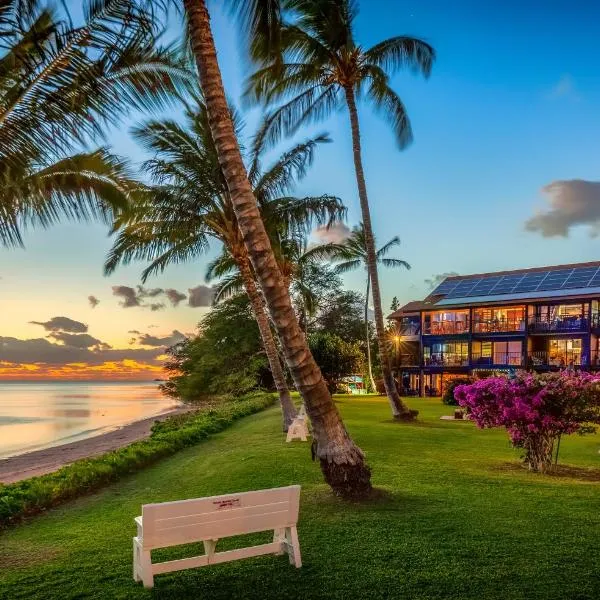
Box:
[141, 485, 300, 550]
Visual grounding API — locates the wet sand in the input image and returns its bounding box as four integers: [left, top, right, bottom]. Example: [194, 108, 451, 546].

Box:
[0, 406, 191, 484]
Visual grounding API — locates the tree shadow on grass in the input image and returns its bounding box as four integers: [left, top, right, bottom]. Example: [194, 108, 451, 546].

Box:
[494, 461, 600, 482]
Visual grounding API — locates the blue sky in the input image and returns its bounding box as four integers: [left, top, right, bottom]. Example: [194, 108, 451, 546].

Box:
[1, 0, 599, 377]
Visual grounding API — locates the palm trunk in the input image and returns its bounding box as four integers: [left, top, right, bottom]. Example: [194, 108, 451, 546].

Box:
[236, 252, 297, 431]
[185, 0, 371, 498]
[364, 276, 377, 392]
[344, 86, 415, 420]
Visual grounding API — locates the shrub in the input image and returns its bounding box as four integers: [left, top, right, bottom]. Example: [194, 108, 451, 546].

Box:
[442, 377, 474, 405]
[0, 393, 276, 527]
[455, 372, 600, 472]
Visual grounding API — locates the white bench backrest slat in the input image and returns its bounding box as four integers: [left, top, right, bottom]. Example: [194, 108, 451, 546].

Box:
[141, 485, 300, 550]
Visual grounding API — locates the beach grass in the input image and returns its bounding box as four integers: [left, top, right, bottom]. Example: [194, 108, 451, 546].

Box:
[1, 395, 599, 599]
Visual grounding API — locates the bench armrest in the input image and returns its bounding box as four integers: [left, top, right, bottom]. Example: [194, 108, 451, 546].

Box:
[135, 516, 143, 539]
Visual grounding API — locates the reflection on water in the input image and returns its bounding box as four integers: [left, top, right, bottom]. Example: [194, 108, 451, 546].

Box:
[0, 382, 178, 459]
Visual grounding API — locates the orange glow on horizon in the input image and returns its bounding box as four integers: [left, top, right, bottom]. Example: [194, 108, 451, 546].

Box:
[0, 360, 166, 381]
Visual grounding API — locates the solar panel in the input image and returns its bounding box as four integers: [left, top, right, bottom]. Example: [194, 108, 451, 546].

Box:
[432, 264, 600, 300]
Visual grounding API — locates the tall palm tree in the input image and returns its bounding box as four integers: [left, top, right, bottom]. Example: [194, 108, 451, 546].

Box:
[0, 0, 189, 247]
[105, 100, 344, 432]
[209, 234, 342, 335]
[245, 0, 434, 419]
[328, 224, 410, 392]
[181, 0, 372, 497]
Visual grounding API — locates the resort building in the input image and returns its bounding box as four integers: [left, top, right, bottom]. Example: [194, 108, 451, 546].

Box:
[389, 261, 600, 396]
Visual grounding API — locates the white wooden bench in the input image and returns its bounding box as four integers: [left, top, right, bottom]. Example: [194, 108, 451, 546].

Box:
[133, 485, 302, 588]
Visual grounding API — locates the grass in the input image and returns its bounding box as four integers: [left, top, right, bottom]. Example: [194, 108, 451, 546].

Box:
[1, 395, 599, 599]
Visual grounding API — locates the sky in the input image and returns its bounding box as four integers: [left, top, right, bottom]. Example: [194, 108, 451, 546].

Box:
[1, 0, 600, 379]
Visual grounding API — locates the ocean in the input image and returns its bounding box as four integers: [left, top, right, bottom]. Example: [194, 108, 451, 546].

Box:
[0, 381, 178, 459]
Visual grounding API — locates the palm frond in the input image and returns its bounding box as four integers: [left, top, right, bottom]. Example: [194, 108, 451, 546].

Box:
[364, 35, 435, 77]
[380, 258, 410, 270]
[376, 235, 401, 257]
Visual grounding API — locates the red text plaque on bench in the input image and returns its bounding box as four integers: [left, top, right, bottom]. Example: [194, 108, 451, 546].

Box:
[212, 498, 241, 510]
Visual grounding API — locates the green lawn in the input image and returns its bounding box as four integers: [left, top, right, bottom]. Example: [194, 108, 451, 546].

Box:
[1, 395, 599, 599]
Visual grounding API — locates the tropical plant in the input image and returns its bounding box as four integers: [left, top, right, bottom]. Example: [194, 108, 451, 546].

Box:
[105, 99, 344, 431]
[161, 295, 274, 400]
[308, 331, 364, 393]
[455, 372, 600, 472]
[326, 223, 410, 395]
[245, 0, 434, 419]
[0, 0, 189, 247]
[181, 0, 372, 496]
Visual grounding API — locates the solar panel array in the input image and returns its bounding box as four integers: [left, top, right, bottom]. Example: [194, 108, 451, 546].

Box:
[432, 265, 600, 299]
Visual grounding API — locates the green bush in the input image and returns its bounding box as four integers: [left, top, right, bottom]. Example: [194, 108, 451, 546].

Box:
[442, 377, 474, 406]
[0, 392, 275, 527]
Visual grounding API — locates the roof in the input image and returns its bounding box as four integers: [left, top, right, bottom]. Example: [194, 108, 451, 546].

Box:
[388, 260, 600, 317]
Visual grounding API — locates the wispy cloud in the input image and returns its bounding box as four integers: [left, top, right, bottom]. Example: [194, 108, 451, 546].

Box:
[88, 295, 100, 308]
[547, 74, 580, 101]
[312, 222, 351, 244]
[30, 316, 88, 333]
[424, 272, 459, 289]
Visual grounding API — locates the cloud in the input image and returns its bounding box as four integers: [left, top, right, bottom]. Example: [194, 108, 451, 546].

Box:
[30, 316, 88, 333]
[112, 285, 141, 308]
[165, 288, 187, 307]
[88, 295, 100, 308]
[137, 330, 187, 347]
[0, 336, 163, 366]
[148, 324, 159, 328]
[138, 286, 163, 298]
[149, 303, 165, 312]
[312, 222, 351, 244]
[128, 330, 141, 334]
[48, 332, 111, 350]
[188, 285, 215, 307]
[548, 74, 579, 101]
[525, 180, 600, 237]
[424, 272, 459, 289]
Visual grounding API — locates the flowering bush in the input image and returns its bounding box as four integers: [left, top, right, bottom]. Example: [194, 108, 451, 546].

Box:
[455, 372, 600, 472]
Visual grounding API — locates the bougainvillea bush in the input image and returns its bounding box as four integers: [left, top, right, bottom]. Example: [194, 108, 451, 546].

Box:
[455, 372, 600, 472]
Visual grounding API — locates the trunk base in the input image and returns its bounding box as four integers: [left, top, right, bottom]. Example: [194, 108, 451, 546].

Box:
[319, 458, 372, 500]
[393, 409, 419, 422]
[279, 390, 298, 433]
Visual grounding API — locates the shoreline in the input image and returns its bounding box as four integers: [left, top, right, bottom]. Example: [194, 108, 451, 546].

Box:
[0, 405, 191, 485]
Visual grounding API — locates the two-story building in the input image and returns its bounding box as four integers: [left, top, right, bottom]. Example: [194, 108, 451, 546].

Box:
[388, 261, 600, 396]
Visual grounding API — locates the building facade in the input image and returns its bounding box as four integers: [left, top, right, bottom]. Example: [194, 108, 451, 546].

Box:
[388, 261, 600, 396]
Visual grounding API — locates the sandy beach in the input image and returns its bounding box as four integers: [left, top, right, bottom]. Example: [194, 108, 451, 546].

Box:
[0, 405, 191, 484]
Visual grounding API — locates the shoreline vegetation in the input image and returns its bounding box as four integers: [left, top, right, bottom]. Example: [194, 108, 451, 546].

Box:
[0, 393, 276, 528]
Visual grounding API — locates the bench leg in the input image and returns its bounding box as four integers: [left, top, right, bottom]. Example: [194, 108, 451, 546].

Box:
[273, 528, 286, 555]
[133, 538, 141, 582]
[140, 549, 154, 588]
[285, 526, 302, 568]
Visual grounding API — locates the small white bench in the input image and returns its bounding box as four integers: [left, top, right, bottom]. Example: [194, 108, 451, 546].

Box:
[286, 405, 310, 442]
[133, 485, 302, 588]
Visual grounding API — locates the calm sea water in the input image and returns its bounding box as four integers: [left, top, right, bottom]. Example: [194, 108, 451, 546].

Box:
[0, 381, 179, 459]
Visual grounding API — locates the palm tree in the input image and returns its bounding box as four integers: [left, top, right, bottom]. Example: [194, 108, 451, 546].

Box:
[105, 100, 344, 432]
[0, 0, 189, 247]
[328, 224, 410, 393]
[245, 0, 434, 419]
[181, 0, 372, 497]
[208, 233, 343, 335]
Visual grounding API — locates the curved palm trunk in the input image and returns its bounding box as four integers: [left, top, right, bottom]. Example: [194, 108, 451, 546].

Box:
[185, 0, 371, 498]
[344, 86, 414, 420]
[364, 276, 377, 392]
[236, 252, 297, 431]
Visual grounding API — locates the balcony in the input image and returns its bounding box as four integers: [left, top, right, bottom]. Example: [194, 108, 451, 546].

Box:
[424, 353, 469, 367]
[399, 322, 421, 336]
[527, 316, 588, 333]
[528, 351, 582, 367]
[592, 314, 600, 330]
[472, 319, 525, 333]
[396, 353, 420, 367]
[471, 352, 523, 366]
[423, 320, 470, 335]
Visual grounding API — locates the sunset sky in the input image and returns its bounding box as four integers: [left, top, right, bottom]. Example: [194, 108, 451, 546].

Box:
[1, 0, 600, 380]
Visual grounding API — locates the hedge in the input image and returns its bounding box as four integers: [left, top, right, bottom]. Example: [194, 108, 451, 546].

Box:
[0, 392, 276, 527]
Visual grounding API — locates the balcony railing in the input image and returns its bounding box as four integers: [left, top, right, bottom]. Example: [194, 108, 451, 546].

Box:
[527, 316, 588, 333]
[396, 353, 420, 367]
[528, 351, 582, 367]
[423, 320, 470, 335]
[399, 323, 421, 336]
[472, 319, 525, 333]
[471, 352, 523, 366]
[424, 353, 469, 367]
